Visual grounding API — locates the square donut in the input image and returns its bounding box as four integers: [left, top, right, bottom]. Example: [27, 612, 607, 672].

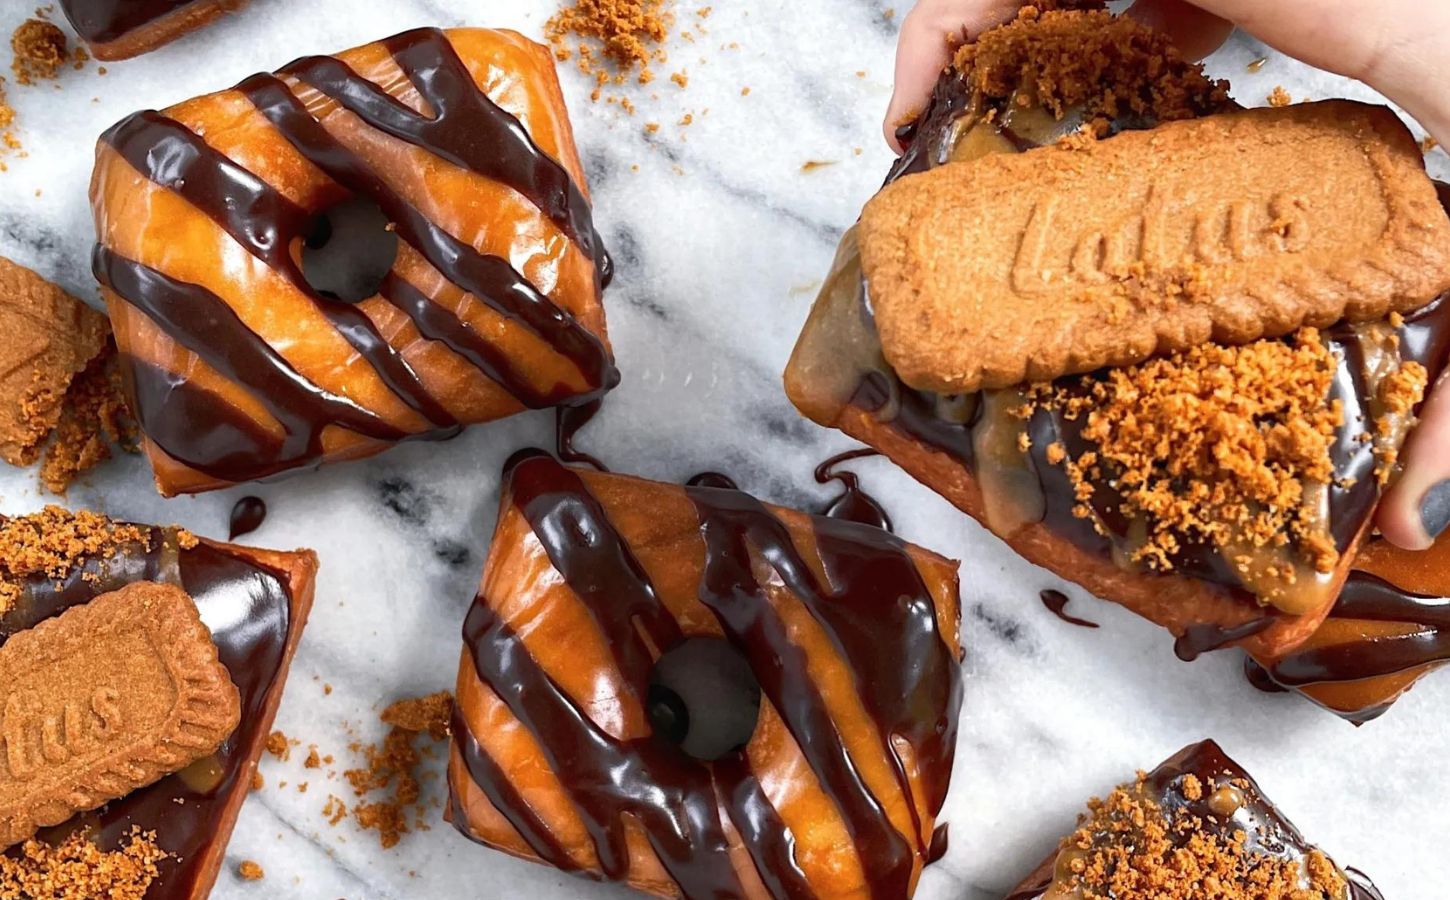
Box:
[59, 0, 249, 60]
[1005, 740, 1380, 899]
[91, 27, 614, 495]
[784, 8, 1450, 662]
[0, 507, 316, 899]
[447, 453, 963, 899]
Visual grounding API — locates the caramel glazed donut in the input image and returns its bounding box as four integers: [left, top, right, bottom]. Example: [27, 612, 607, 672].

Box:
[91, 27, 616, 496]
[447, 453, 965, 899]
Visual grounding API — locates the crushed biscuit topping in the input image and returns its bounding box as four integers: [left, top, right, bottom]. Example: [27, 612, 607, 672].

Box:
[952, 4, 1232, 132]
[1056, 774, 1349, 898]
[0, 829, 166, 899]
[11, 20, 67, 85]
[0, 506, 149, 614]
[1027, 330, 1343, 576]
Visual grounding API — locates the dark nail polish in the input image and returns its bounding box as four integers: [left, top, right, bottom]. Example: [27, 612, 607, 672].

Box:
[1421, 479, 1450, 540]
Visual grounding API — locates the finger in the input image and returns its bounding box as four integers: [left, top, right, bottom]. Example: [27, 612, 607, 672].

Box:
[884, 0, 1021, 153]
[1377, 369, 1450, 550]
[1124, 0, 1235, 61]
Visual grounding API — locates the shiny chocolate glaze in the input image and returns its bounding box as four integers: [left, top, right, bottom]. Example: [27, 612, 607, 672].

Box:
[96, 28, 617, 486]
[451, 453, 961, 898]
[60, 0, 196, 45]
[836, 74, 1450, 623]
[0, 525, 297, 899]
[1003, 740, 1379, 900]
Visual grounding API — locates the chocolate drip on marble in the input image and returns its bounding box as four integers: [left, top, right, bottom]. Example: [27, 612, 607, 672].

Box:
[815, 448, 893, 531]
[455, 455, 958, 898]
[1039, 589, 1098, 629]
[555, 398, 608, 471]
[60, 0, 192, 44]
[0, 525, 294, 898]
[228, 495, 267, 540]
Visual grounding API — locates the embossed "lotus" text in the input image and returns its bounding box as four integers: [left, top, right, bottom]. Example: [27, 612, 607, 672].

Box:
[1010, 189, 1312, 293]
[1, 689, 124, 778]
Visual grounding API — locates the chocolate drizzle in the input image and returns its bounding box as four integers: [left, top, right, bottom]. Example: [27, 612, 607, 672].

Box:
[452, 454, 961, 898]
[815, 448, 893, 531]
[0, 525, 297, 898]
[95, 28, 616, 485]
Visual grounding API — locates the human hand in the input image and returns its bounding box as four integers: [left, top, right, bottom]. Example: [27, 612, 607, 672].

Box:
[885, 0, 1450, 550]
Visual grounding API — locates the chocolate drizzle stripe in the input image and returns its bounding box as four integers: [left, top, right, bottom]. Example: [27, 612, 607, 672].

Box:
[98, 110, 461, 438]
[284, 28, 609, 278]
[448, 708, 581, 874]
[380, 273, 553, 409]
[95, 248, 411, 475]
[237, 67, 616, 403]
[463, 597, 743, 897]
[687, 483, 956, 893]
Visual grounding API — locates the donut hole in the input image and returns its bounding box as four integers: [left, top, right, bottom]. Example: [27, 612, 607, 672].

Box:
[647, 637, 761, 761]
[300, 196, 398, 303]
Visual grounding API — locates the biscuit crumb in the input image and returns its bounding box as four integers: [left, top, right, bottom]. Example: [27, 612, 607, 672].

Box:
[1268, 85, 1292, 107]
[1423, 135, 1440, 154]
[0, 506, 149, 614]
[343, 692, 454, 849]
[1030, 330, 1342, 578]
[1057, 773, 1347, 898]
[951, 4, 1231, 132]
[38, 346, 138, 494]
[11, 19, 66, 85]
[238, 860, 264, 881]
[0, 828, 166, 899]
[265, 730, 291, 761]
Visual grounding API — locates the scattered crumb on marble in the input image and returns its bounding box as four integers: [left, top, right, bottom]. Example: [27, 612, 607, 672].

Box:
[238, 860, 264, 881]
[1268, 85, 1292, 107]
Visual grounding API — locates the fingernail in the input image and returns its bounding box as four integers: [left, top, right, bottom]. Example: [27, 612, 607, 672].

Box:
[1421, 479, 1450, 541]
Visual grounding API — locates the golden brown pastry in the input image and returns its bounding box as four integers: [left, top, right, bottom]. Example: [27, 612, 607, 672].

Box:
[784, 5, 1450, 660]
[0, 506, 316, 899]
[447, 452, 963, 899]
[91, 27, 615, 496]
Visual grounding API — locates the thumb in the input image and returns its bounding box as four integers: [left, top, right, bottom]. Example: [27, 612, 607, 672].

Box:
[1377, 367, 1450, 551]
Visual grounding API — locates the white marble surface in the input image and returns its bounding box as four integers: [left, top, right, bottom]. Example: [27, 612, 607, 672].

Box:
[1, 1, 1447, 898]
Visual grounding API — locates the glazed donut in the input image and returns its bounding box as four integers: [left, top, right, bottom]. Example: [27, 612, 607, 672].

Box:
[91, 27, 614, 495]
[446, 452, 963, 899]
